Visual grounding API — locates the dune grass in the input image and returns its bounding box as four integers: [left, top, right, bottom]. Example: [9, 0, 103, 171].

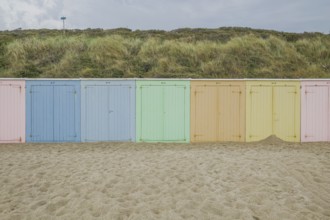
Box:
[0, 28, 329, 78]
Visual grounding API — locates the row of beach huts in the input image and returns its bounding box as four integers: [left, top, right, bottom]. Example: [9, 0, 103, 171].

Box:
[0, 78, 329, 143]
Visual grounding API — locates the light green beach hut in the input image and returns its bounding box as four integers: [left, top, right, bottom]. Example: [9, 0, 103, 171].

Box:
[136, 79, 190, 143]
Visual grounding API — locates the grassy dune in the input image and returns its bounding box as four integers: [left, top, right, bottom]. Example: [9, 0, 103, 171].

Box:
[0, 28, 329, 78]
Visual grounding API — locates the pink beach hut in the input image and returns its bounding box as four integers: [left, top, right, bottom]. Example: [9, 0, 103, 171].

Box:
[301, 80, 330, 142]
[0, 80, 26, 143]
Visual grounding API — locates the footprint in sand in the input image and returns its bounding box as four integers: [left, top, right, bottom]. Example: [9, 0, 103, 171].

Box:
[45, 199, 69, 214]
[313, 177, 322, 183]
[31, 200, 47, 210]
[201, 202, 224, 216]
[7, 214, 22, 220]
[39, 182, 50, 193]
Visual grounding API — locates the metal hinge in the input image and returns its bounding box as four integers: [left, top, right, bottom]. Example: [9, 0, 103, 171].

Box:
[288, 135, 297, 138]
[194, 134, 203, 137]
[194, 90, 203, 95]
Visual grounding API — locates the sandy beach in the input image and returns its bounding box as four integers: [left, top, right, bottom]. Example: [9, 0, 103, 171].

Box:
[1, 138, 330, 220]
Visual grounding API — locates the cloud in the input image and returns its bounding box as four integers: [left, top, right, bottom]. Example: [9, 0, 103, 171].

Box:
[0, 0, 329, 32]
[0, 0, 63, 29]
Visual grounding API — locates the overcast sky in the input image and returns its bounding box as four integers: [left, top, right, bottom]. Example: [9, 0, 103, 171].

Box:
[0, 0, 329, 33]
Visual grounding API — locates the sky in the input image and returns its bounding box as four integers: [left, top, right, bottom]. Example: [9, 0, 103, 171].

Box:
[0, 0, 329, 33]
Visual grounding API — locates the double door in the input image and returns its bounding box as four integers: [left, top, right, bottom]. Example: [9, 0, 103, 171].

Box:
[82, 84, 134, 142]
[192, 85, 244, 142]
[138, 84, 189, 142]
[247, 85, 299, 142]
[27, 82, 80, 142]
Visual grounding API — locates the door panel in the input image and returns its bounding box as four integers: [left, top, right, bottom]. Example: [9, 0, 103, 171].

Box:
[248, 86, 272, 141]
[163, 86, 187, 141]
[303, 86, 328, 142]
[108, 86, 132, 141]
[84, 86, 109, 141]
[54, 86, 77, 142]
[218, 86, 242, 141]
[140, 86, 163, 141]
[192, 86, 217, 142]
[273, 86, 297, 142]
[0, 84, 24, 142]
[328, 87, 330, 141]
[30, 86, 54, 142]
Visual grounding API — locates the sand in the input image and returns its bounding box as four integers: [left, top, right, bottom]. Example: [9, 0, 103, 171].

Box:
[0, 140, 330, 220]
